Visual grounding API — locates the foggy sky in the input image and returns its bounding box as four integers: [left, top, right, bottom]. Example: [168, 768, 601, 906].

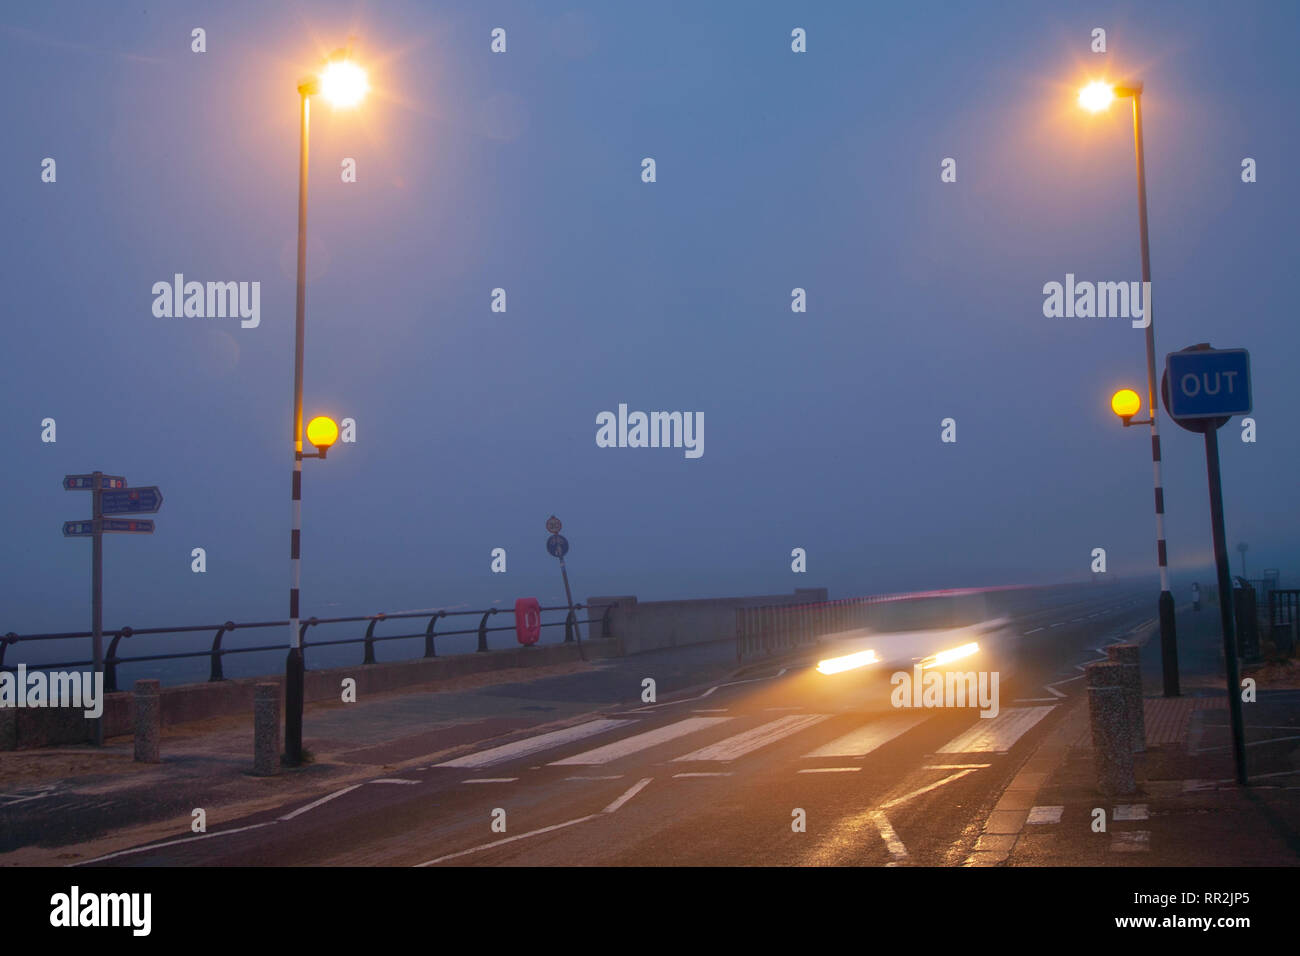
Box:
[2, 0, 1297, 637]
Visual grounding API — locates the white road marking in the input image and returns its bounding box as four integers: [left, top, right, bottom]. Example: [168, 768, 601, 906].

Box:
[692, 708, 729, 713]
[1111, 830, 1150, 852]
[433, 718, 632, 769]
[1024, 627, 1045, 635]
[1026, 805, 1064, 824]
[936, 706, 1054, 754]
[279, 785, 363, 821]
[1050, 622, 1066, 628]
[878, 769, 978, 810]
[603, 777, 652, 813]
[415, 815, 597, 866]
[871, 811, 909, 862]
[551, 717, 731, 766]
[72, 822, 275, 866]
[924, 763, 991, 770]
[673, 771, 733, 778]
[674, 714, 829, 762]
[565, 774, 624, 781]
[463, 778, 518, 784]
[371, 778, 420, 785]
[798, 767, 861, 774]
[803, 712, 928, 758]
[1113, 804, 1148, 821]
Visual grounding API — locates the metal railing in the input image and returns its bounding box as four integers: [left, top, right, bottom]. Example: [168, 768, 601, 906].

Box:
[736, 595, 882, 662]
[1268, 589, 1299, 629]
[2, 602, 615, 692]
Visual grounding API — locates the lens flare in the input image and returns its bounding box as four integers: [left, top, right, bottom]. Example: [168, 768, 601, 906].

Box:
[1078, 81, 1114, 112]
[320, 60, 368, 108]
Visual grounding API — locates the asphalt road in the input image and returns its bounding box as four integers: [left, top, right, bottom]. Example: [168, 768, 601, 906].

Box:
[81, 582, 1156, 866]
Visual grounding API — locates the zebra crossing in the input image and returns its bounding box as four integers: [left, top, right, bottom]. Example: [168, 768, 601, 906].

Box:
[432, 704, 1057, 773]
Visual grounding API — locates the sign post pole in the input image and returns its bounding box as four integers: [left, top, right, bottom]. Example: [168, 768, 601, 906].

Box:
[1204, 426, 1248, 785]
[62, 472, 159, 748]
[545, 516, 580, 647]
[1162, 344, 1253, 785]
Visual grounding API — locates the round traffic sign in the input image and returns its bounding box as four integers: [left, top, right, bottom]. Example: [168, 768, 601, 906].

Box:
[546, 533, 569, 558]
[546, 515, 562, 534]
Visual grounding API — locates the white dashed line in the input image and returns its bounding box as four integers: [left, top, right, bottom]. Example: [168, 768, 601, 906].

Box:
[415, 815, 598, 866]
[1026, 805, 1064, 824]
[871, 811, 909, 863]
[673, 771, 733, 778]
[878, 769, 979, 811]
[463, 778, 518, 784]
[603, 777, 653, 813]
[279, 785, 362, 821]
[798, 767, 861, 774]
[72, 822, 276, 866]
[1114, 804, 1148, 821]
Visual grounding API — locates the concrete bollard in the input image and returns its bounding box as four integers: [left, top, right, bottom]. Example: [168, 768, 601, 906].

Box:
[1105, 644, 1146, 753]
[253, 682, 282, 776]
[133, 679, 161, 763]
[1086, 662, 1136, 796]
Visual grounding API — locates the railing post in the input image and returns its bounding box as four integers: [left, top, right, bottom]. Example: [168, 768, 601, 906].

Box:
[424, 611, 444, 658]
[105, 627, 132, 693]
[0, 633, 15, 673]
[209, 622, 234, 682]
[478, 610, 496, 653]
[601, 604, 615, 639]
[363, 614, 385, 665]
[565, 608, 578, 643]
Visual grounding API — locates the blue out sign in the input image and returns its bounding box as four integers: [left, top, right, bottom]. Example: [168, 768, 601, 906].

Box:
[1165, 349, 1251, 420]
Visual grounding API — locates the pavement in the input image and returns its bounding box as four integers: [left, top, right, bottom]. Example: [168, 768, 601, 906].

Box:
[2, 583, 1296, 867]
[969, 601, 1300, 866]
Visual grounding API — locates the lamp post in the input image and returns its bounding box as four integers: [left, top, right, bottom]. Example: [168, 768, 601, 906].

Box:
[1085, 79, 1180, 697]
[284, 55, 367, 767]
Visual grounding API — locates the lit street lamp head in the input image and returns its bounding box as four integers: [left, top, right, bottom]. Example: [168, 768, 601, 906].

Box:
[1078, 81, 1115, 112]
[318, 59, 368, 107]
[1111, 388, 1142, 424]
[1078, 79, 1143, 112]
[306, 415, 340, 458]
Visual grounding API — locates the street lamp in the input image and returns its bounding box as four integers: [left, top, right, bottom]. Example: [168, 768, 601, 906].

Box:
[285, 53, 368, 766]
[1110, 388, 1144, 426]
[1083, 78, 1181, 697]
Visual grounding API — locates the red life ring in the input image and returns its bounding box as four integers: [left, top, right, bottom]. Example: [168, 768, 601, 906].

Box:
[515, 598, 541, 645]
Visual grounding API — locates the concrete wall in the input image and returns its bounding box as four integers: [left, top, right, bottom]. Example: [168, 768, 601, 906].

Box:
[588, 588, 829, 655]
[1, 638, 621, 749]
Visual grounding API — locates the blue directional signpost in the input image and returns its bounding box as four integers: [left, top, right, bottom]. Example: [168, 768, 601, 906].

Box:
[1163, 345, 1252, 784]
[63, 472, 163, 746]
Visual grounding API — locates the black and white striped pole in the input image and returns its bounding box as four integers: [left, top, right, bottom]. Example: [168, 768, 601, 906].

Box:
[1090, 79, 1180, 697]
[284, 54, 365, 766]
